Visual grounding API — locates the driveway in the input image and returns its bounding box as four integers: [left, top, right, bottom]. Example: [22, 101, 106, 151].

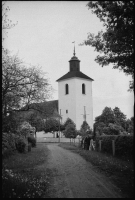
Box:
[43, 143, 122, 198]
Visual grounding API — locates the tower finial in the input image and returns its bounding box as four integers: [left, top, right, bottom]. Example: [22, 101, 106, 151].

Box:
[72, 41, 75, 56]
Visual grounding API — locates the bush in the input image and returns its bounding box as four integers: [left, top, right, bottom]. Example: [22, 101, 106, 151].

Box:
[27, 136, 36, 147]
[17, 121, 35, 138]
[15, 138, 27, 153]
[2, 133, 16, 158]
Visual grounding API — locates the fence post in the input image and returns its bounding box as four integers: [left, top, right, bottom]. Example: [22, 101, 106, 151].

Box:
[70, 138, 71, 145]
[112, 140, 115, 156]
[74, 138, 75, 146]
[99, 140, 102, 152]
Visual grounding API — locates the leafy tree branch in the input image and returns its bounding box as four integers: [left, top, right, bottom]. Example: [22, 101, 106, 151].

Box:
[80, 1, 134, 91]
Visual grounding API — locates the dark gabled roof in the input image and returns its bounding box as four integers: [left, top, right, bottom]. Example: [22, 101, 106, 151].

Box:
[56, 71, 94, 82]
[37, 100, 61, 118]
[20, 100, 59, 118]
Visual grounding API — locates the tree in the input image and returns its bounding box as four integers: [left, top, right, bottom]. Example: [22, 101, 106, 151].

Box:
[104, 123, 124, 135]
[2, 1, 18, 41]
[113, 107, 127, 129]
[2, 50, 53, 134]
[2, 111, 26, 134]
[63, 118, 76, 130]
[44, 118, 60, 132]
[63, 118, 76, 138]
[28, 112, 44, 132]
[64, 124, 77, 138]
[80, 121, 92, 136]
[2, 49, 53, 117]
[95, 122, 106, 136]
[94, 106, 127, 135]
[2, 2, 53, 121]
[81, 1, 134, 91]
[125, 117, 134, 134]
[95, 107, 115, 126]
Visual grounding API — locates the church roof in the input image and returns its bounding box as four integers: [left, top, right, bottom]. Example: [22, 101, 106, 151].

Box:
[56, 71, 94, 82]
[21, 100, 59, 118]
[69, 55, 80, 61]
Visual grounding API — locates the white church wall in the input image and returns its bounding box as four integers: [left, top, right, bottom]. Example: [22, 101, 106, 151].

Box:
[58, 77, 93, 131]
[75, 78, 93, 130]
[58, 78, 77, 124]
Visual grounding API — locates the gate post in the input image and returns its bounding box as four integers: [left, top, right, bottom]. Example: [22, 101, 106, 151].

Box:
[99, 140, 102, 152]
[112, 140, 115, 156]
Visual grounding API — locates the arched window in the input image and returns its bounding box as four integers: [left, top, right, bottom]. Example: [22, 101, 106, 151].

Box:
[82, 83, 85, 94]
[65, 84, 69, 94]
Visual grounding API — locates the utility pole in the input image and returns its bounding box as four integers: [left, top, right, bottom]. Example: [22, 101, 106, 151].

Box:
[59, 109, 62, 142]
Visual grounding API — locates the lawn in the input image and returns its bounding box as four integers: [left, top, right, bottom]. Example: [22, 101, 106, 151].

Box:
[59, 142, 134, 198]
[2, 143, 51, 198]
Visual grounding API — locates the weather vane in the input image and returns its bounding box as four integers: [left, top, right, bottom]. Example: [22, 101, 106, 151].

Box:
[72, 41, 75, 56]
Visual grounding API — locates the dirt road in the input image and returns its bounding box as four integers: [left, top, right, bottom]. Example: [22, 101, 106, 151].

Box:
[44, 143, 122, 198]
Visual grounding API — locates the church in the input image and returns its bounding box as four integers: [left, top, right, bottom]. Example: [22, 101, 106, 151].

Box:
[56, 46, 94, 130]
[20, 47, 94, 132]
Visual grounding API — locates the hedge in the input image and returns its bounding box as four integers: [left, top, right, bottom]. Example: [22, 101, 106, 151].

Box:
[115, 135, 133, 159]
[95, 135, 133, 159]
[95, 135, 116, 153]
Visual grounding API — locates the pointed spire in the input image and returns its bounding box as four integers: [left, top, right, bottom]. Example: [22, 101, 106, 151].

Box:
[72, 41, 76, 56]
[74, 43, 76, 56]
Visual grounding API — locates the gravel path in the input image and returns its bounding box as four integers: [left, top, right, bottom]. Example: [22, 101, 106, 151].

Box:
[45, 143, 122, 198]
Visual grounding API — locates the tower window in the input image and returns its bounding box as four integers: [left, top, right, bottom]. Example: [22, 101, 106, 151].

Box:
[82, 83, 85, 94]
[66, 110, 68, 113]
[65, 84, 69, 94]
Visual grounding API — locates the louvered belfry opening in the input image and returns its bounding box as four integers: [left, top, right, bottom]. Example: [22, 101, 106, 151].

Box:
[82, 83, 85, 94]
[65, 83, 69, 94]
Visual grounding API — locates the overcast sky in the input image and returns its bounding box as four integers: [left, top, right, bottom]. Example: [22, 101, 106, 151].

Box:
[3, 1, 134, 120]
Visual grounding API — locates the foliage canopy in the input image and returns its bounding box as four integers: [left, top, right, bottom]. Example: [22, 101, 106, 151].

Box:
[81, 1, 134, 91]
[94, 106, 133, 135]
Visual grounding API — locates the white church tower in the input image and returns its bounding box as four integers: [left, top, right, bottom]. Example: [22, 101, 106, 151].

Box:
[56, 46, 94, 130]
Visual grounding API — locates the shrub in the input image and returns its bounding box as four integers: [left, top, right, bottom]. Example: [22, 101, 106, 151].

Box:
[15, 138, 27, 153]
[2, 133, 16, 158]
[27, 136, 36, 147]
[17, 121, 35, 138]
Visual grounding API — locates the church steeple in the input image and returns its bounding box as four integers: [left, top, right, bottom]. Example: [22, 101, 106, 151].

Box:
[73, 42, 76, 56]
[69, 43, 80, 72]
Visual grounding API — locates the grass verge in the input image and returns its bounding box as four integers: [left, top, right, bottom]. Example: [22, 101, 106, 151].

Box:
[2, 143, 51, 198]
[59, 142, 134, 198]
